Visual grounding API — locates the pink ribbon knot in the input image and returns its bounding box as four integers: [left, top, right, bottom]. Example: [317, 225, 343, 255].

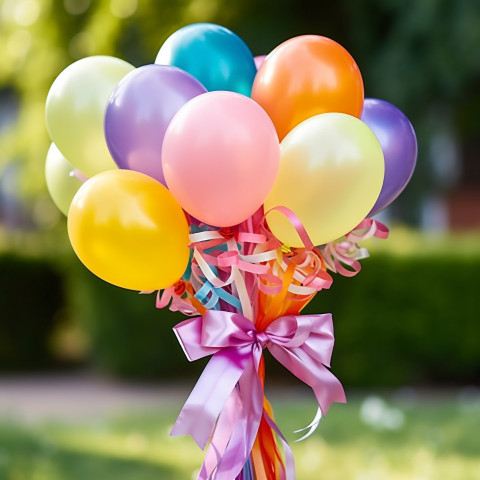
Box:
[255, 330, 270, 349]
[171, 310, 346, 480]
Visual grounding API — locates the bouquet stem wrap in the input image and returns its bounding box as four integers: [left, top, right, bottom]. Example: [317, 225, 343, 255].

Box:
[172, 310, 346, 479]
[164, 212, 388, 479]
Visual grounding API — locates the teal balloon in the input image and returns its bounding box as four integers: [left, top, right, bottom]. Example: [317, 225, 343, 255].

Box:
[155, 23, 256, 96]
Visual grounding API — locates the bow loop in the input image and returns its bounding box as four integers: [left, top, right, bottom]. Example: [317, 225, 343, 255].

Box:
[201, 311, 259, 348]
[265, 315, 313, 349]
[255, 331, 270, 349]
[172, 309, 345, 479]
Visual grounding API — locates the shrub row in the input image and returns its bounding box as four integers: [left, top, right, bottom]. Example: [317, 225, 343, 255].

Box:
[304, 254, 480, 386]
[70, 252, 480, 387]
[0, 254, 64, 370]
[1, 251, 478, 387]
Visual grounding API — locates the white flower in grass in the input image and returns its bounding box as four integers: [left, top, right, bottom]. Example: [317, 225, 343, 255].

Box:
[360, 395, 405, 430]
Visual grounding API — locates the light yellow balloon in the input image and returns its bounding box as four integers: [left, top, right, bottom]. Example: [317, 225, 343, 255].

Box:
[45, 143, 85, 216]
[45, 56, 134, 177]
[68, 170, 190, 291]
[264, 113, 384, 247]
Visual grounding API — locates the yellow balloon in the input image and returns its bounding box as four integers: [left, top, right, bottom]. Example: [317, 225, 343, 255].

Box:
[45, 56, 134, 177]
[264, 113, 384, 247]
[68, 170, 190, 291]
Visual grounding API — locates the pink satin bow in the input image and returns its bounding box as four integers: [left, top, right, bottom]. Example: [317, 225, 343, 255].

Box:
[171, 310, 346, 479]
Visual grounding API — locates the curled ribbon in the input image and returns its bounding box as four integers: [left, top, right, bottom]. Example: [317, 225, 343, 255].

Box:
[322, 219, 390, 277]
[154, 211, 389, 479]
[346, 218, 389, 243]
[171, 310, 346, 479]
[321, 241, 363, 277]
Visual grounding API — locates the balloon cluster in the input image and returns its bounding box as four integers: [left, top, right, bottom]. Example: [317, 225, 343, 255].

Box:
[45, 23, 417, 480]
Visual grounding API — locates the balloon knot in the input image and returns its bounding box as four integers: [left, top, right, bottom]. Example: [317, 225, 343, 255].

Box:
[256, 331, 270, 349]
[218, 227, 237, 241]
[173, 280, 187, 297]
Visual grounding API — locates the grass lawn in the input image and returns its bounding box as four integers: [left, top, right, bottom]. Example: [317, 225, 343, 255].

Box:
[0, 390, 479, 480]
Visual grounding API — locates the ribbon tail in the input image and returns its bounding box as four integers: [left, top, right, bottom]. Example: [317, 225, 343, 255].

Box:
[203, 351, 264, 480]
[311, 364, 346, 413]
[241, 457, 254, 480]
[263, 409, 296, 480]
[171, 349, 247, 449]
[294, 406, 322, 442]
[197, 387, 244, 480]
[268, 345, 346, 416]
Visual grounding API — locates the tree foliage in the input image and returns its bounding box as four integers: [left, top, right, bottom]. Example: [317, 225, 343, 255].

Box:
[0, 0, 479, 219]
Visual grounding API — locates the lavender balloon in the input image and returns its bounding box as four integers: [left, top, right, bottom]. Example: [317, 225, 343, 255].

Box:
[105, 65, 207, 185]
[361, 98, 417, 216]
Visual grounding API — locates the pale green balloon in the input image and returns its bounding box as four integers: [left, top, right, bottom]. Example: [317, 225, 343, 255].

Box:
[264, 113, 385, 247]
[45, 143, 85, 216]
[45, 56, 134, 177]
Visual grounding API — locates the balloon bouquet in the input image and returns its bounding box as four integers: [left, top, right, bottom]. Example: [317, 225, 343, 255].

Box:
[44, 23, 417, 480]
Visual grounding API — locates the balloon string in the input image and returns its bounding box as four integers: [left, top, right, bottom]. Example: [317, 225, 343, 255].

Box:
[175, 211, 334, 325]
[69, 169, 88, 182]
[251, 358, 284, 480]
[154, 211, 389, 478]
[157, 212, 385, 318]
[320, 219, 389, 277]
[346, 218, 389, 242]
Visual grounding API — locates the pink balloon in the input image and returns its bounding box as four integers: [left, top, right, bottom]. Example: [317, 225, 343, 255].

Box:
[162, 91, 280, 227]
[254, 55, 266, 70]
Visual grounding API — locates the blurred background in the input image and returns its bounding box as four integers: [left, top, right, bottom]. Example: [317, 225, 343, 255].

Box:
[0, 0, 479, 479]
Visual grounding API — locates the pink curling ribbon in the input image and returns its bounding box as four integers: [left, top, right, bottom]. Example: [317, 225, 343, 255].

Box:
[155, 280, 205, 316]
[255, 206, 332, 295]
[185, 207, 333, 316]
[189, 229, 274, 318]
[264, 205, 314, 249]
[346, 218, 389, 243]
[322, 219, 390, 277]
[171, 310, 346, 480]
[322, 241, 363, 277]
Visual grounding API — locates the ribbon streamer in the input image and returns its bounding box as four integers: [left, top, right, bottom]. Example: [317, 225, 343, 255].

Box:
[346, 218, 389, 243]
[171, 310, 346, 479]
[322, 219, 389, 277]
[155, 212, 388, 479]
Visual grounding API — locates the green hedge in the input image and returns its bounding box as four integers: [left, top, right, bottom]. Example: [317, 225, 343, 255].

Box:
[69, 252, 480, 387]
[1, 250, 479, 387]
[0, 254, 65, 370]
[70, 261, 209, 379]
[303, 254, 480, 387]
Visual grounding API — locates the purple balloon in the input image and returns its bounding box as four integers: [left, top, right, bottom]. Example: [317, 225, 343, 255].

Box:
[361, 98, 417, 216]
[105, 64, 207, 185]
[254, 55, 266, 70]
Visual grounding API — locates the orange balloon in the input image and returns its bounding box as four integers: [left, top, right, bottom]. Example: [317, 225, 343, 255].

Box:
[251, 35, 364, 140]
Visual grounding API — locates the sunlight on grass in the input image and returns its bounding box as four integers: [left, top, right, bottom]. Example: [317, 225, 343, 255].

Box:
[1, 394, 480, 479]
[45, 416, 203, 478]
